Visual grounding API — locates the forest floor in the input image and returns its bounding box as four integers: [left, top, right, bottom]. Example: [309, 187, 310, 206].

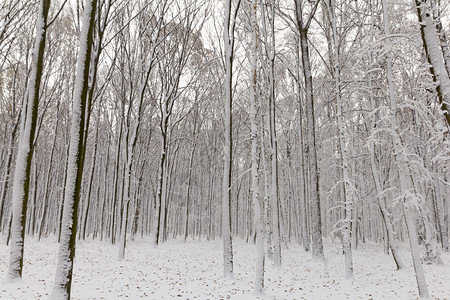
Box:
[0, 236, 449, 299]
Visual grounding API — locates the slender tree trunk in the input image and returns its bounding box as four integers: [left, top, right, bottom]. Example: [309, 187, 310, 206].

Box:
[369, 141, 405, 269]
[251, 0, 264, 293]
[294, 38, 310, 252]
[51, 0, 97, 297]
[38, 99, 61, 240]
[57, 137, 70, 243]
[118, 59, 150, 258]
[0, 66, 21, 232]
[382, 0, 429, 296]
[29, 158, 39, 236]
[366, 38, 405, 269]
[363, 0, 404, 268]
[6, 0, 51, 281]
[0, 118, 20, 230]
[155, 114, 168, 245]
[434, 166, 449, 251]
[295, 0, 324, 259]
[111, 118, 123, 244]
[131, 162, 145, 239]
[222, 0, 240, 278]
[184, 131, 197, 241]
[326, 0, 353, 277]
[261, 0, 281, 268]
[259, 111, 272, 259]
[80, 105, 100, 241]
[100, 134, 110, 241]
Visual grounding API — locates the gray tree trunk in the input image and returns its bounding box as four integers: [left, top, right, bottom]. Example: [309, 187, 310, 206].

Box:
[294, 0, 324, 259]
[222, 0, 241, 278]
[382, 0, 429, 296]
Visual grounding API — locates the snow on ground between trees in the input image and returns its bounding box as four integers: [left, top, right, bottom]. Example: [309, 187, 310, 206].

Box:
[1, 237, 449, 299]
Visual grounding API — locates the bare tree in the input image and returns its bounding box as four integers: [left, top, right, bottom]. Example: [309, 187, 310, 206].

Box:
[250, 0, 264, 293]
[324, 0, 353, 277]
[222, 0, 241, 278]
[261, 0, 281, 268]
[381, 0, 429, 296]
[118, 1, 164, 258]
[294, 0, 324, 259]
[6, 0, 51, 281]
[51, 0, 98, 297]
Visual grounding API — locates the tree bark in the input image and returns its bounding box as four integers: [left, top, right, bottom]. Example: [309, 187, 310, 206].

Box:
[38, 99, 61, 240]
[262, 0, 281, 268]
[251, 0, 264, 293]
[0, 116, 20, 230]
[222, 0, 240, 278]
[51, 0, 97, 297]
[294, 0, 325, 259]
[382, 0, 429, 296]
[326, 0, 353, 277]
[416, 0, 450, 126]
[6, 0, 51, 281]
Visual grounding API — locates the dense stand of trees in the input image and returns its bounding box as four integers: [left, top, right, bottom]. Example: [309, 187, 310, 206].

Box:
[0, 0, 449, 298]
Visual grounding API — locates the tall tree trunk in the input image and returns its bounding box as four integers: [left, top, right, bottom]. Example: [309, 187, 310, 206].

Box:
[294, 0, 324, 259]
[57, 136, 70, 243]
[382, 0, 429, 296]
[155, 113, 168, 245]
[363, 0, 404, 268]
[259, 111, 272, 259]
[294, 37, 310, 252]
[111, 118, 123, 244]
[262, 0, 281, 268]
[6, 0, 51, 281]
[252, 0, 264, 293]
[51, 0, 97, 297]
[184, 122, 198, 241]
[222, 0, 240, 278]
[326, 0, 353, 277]
[118, 52, 151, 257]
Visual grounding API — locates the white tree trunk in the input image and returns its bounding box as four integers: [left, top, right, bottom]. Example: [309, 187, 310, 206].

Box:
[435, 168, 449, 252]
[261, 0, 281, 268]
[416, 0, 450, 126]
[51, 0, 97, 298]
[382, 0, 429, 296]
[118, 38, 153, 257]
[222, 0, 240, 278]
[326, 0, 353, 277]
[259, 111, 273, 260]
[251, 0, 264, 293]
[6, 0, 50, 281]
[369, 141, 405, 269]
[0, 116, 20, 229]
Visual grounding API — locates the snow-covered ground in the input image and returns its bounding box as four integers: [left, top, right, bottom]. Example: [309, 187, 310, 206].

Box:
[0, 236, 449, 299]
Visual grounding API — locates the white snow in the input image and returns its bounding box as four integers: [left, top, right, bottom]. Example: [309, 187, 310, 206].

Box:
[1, 236, 449, 299]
